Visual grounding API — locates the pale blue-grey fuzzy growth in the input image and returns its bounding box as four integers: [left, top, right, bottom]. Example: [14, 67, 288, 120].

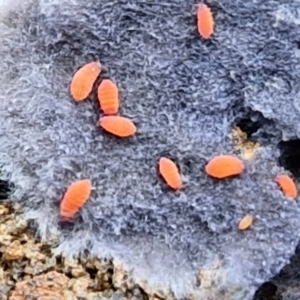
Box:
[1, 0, 300, 299]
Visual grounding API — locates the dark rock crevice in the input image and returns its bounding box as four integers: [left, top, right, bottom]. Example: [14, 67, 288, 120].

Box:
[278, 140, 300, 179]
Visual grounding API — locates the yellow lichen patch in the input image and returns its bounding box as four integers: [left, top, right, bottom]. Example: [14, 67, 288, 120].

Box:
[231, 127, 260, 160]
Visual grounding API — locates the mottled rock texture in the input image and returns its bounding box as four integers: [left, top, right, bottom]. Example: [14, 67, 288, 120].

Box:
[1, 0, 300, 299]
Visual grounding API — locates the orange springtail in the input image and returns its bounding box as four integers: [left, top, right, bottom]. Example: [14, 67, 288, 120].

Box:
[97, 79, 120, 115]
[99, 115, 137, 138]
[70, 61, 102, 101]
[205, 155, 245, 179]
[159, 157, 183, 190]
[197, 3, 214, 39]
[238, 214, 253, 230]
[60, 179, 92, 219]
[275, 174, 298, 199]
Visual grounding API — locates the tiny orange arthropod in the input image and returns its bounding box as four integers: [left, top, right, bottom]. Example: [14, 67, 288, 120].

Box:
[97, 79, 120, 115]
[275, 174, 298, 199]
[159, 157, 183, 190]
[70, 61, 102, 101]
[99, 116, 137, 138]
[196, 3, 214, 39]
[60, 179, 92, 220]
[205, 155, 245, 179]
[238, 214, 253, 230]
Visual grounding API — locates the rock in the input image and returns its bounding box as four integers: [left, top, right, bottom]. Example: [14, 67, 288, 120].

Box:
[0, 283, 12, 300]
[0, 205, 9, 215]
[9, 271, 69, 300]
[231, 127, 260, 161]
[262, 244, 300, 300]
[3, 241, 24, 261]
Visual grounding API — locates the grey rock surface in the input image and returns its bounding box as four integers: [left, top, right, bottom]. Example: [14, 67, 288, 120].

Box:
[263, 244, 300, 300]
[0, 0, 300, 299]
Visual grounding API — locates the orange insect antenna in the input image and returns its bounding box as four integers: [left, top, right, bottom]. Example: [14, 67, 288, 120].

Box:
[238, 214, 253, 230]
[275, 174, 298, 199]
[197, 2, 214, 39]
[70, 61, 102, 102]
[159, 157, 183, 190]
[97, 79, 120, 115]
[99, 116, 137, 138]
[205, 154, 245, 179]
[60, 179, 92, 219]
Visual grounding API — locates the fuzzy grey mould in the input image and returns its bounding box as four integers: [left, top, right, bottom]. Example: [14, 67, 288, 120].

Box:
[1, 0, 300, 299]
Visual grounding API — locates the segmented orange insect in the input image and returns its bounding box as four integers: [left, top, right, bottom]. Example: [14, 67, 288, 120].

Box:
[159, 157, 183, 190]
[99, 116, 137, 137]
[238, 214, 253, 230]
[97, 79, 119, 115]
[60, 179, 92, 219]
[205, 155, 245, 179]
[275, 174, 298, 199]
[70, 61, 102, 101]
[197, 3, 214, 39]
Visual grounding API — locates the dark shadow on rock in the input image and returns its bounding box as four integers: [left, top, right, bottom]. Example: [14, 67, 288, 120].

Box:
[0, 180, 11, 200]
[252, 282, 278, 300]
[253, 243, 300, 300]
[278, 140, 300, 178]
